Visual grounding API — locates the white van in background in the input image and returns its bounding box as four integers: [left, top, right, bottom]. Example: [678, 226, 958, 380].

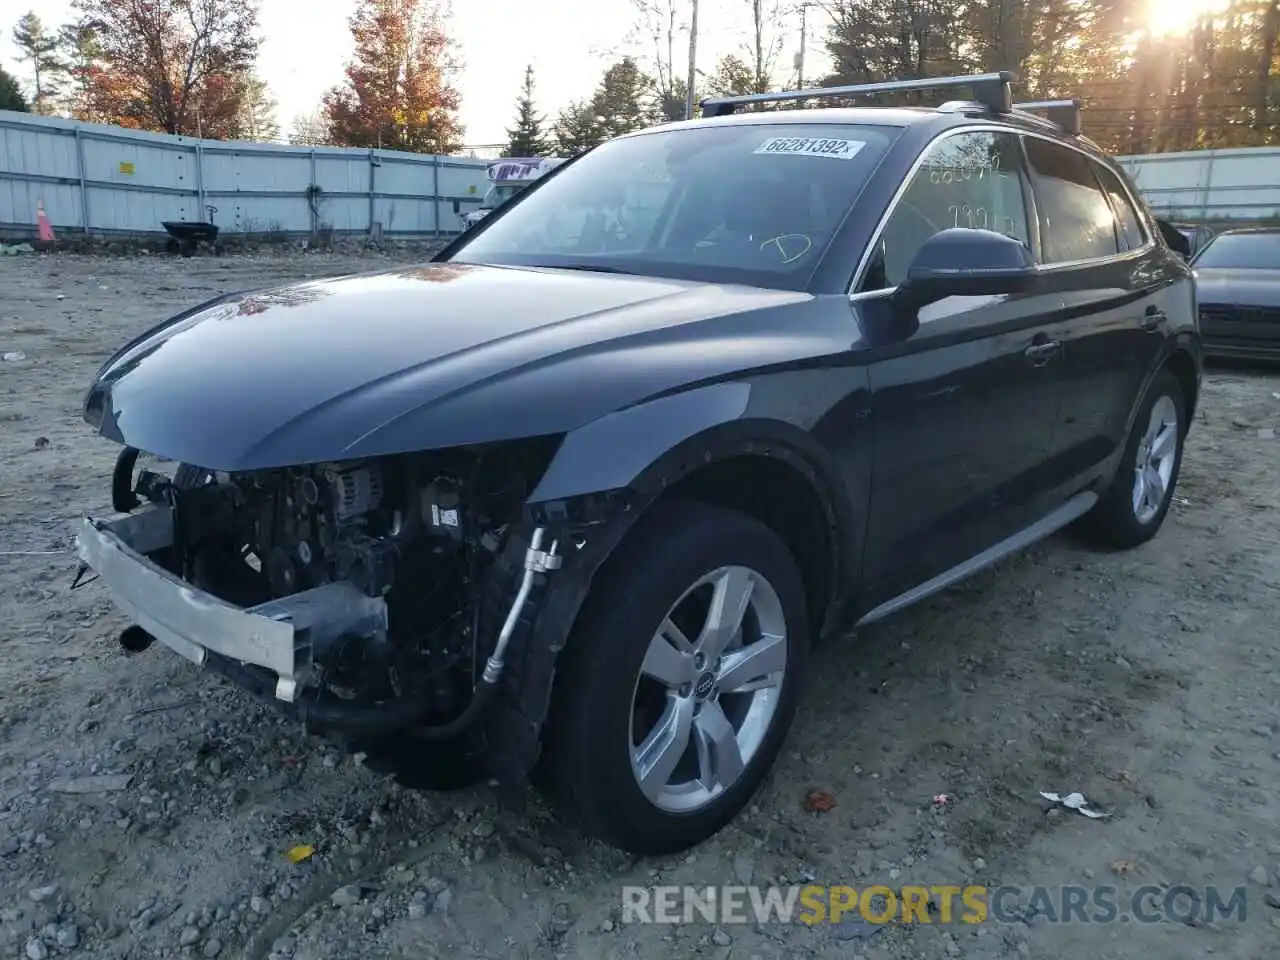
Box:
[462, 157, 566, 228]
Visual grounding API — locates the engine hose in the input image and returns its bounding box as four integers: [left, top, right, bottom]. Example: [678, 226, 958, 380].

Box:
[112, 446, 141, 513]
[294, 678, 498, 738]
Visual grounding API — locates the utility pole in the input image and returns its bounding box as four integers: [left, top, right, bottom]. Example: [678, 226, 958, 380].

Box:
[685, 0, 699, 120]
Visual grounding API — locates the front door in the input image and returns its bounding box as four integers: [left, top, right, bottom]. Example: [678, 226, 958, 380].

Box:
[852, 129, 1066, 612]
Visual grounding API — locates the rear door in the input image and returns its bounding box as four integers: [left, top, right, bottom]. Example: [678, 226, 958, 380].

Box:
[1019, 136, 1167, 499]
[855, 128, 1067, 611]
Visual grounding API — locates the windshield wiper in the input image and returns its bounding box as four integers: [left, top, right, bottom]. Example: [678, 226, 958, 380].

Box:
[533, 262, 639, 275]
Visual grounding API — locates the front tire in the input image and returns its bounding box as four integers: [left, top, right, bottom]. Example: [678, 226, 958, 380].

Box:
[1085, 367, 1186, 549]
[541, 499, 809, 855]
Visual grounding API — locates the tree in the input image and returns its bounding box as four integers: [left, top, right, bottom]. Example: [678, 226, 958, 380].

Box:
[289, 108, 330, 145]
[231, 74, 279, 140]
[628, 0, 689, 120]
[503, 64, 551, 156]
[55, 22, 114, 123]
[0, 64, 29, 111]
[553, 99, 603, 155]
[591, 56, 657, 140]
[68, 0, 260, 136]
[742, 0, 784, 93]
[323, 0, 464, 154]
[704, 54, 757, 99]
[12, 12, 65, 114]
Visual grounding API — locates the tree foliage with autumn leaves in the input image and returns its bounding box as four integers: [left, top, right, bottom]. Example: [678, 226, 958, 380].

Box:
[322, 0, 464, 154]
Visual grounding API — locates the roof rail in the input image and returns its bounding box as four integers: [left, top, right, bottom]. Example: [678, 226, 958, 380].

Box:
[1012, 99, 1082, 135]
[699, 72, 1015, 118]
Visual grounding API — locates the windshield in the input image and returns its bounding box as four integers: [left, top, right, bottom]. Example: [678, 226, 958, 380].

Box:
[480, 183, 523, 211]
[1193, 232, 1280, 269]
[447, 122, 902, 288]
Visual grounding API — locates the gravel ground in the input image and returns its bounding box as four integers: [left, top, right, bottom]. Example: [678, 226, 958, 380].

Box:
[1, 250, 1278, 960]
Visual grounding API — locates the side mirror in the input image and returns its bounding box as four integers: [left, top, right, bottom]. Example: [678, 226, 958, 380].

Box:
[1154, 218, 1191, 259]
[894, 228, 1039, 312]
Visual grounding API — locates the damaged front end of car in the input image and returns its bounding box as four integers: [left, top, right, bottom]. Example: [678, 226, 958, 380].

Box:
[74, 438, 639, 783]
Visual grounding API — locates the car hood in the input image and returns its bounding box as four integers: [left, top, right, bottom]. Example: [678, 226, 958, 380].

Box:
[86, 261, 823, 471]
[1193, 268, 1280, 307]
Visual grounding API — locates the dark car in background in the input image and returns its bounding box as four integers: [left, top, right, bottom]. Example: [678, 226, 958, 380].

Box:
[1193, 227, 1280, 361]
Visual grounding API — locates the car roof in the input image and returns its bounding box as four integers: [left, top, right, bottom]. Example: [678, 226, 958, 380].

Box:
[1214, 226, 1280, 236]
[621, 104, 1118, 164]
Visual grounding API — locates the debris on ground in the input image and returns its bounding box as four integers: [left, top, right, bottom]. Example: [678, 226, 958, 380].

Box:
[1039, 791, 1110, 818]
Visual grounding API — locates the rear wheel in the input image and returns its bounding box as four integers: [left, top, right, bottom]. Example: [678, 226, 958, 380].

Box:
[1083, 367, 1186, 549]
[541, 499, 809, 855]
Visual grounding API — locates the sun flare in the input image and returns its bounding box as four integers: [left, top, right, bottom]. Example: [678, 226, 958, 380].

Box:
[1145, 0, 1228, 37]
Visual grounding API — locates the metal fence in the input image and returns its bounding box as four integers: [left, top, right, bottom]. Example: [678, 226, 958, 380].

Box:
[1115, 146, 1280, 222]
[0, 110, 492, 240]
[5, 108, 1279, 240]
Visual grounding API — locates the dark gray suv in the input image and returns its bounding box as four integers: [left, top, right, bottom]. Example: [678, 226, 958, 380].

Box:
[75, 72, 1201, 855]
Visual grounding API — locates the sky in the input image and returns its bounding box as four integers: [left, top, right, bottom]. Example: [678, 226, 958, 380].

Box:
[1, 0, 829, 146]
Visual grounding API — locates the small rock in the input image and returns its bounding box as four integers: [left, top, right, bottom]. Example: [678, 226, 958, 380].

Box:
[250, 896, 268, 914]
[733, 853, 755, 885]
[25, 937, 47, 960]
[28, 884, 59, 903]
[972, 857, 986, 870]
[1252, 725, 1274, 738]
[424, 877, 448, 895]
[0, 837, 19, 857]
[601, 918, 615, 932]
[203, 937, 224, 957]
[711, 928, 732, 946]
[1250, 866, 1271, 887]
[180, 926, 202, 946]
[207, 758, 223, 776]
[331, 885, 362, 908]
[1263, 892, 1280, 909]
[407, 902, 426, 919]
[433, 888, 453, 915]
[54, 924, 78, 949]
[471, 821, 494, 839]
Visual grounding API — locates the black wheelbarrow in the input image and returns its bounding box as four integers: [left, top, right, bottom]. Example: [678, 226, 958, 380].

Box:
[162, 205, 224, 257]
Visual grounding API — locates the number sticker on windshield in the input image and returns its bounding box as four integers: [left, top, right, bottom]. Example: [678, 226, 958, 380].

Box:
[753, 137, 865, 160]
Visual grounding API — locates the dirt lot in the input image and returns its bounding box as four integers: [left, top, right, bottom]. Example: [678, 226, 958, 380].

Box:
[1, 250, 1278, 960]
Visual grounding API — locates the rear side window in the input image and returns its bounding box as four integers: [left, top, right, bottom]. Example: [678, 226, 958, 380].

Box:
[865, 130, 1032, 291]
[1094, 163, 1148, 251]
[1023, 138, 1119, 263]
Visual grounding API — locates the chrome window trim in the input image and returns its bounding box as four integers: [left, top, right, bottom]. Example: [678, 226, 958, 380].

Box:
[846, 124, 1156, 297]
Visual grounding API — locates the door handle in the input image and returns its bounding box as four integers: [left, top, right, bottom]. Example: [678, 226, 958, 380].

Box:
[1141, 307, 1166, 332]
[1024, 340, 1061, 367]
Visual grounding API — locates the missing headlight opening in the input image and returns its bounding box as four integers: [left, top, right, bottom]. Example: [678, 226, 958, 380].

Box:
[79, 438, 571, 744]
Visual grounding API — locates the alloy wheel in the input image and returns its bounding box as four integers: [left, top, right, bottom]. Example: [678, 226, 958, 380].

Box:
[628, 565, 789, 814]
[1132, 394, 1180, 525]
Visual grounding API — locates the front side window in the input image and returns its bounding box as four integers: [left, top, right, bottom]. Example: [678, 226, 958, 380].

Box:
[1024, 138, 1120, 263]
[481, 184, 523, 211]
[447, 122, 903, 289]
[863, 130, 1032, 291]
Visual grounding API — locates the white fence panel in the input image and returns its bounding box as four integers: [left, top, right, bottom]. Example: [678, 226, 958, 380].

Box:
[0, 110, 490, 240]
[1115, 146, 1280, 221]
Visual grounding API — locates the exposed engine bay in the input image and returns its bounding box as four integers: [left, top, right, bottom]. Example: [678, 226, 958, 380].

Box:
[125, 439, 563, 725]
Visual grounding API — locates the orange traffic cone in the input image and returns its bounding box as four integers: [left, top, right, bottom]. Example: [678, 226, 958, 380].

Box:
[36, 200, 55, 243]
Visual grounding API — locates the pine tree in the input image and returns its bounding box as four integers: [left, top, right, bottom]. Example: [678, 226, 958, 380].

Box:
[12, 12, 64, 115]
[590, 57, 657, 141]
[503, 64, 551, 157]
